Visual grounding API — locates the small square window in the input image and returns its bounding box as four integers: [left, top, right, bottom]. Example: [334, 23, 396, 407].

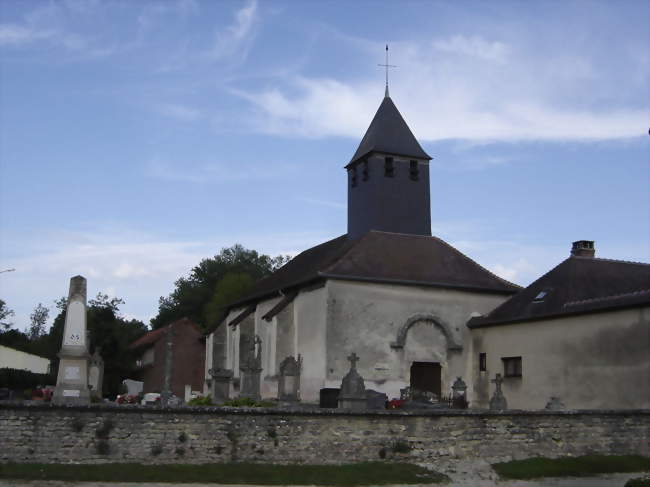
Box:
[479, 352, 486, 372]
[533, 291, 547, 302]
[351, 167, 357, 187]
[362, 159, 369, 180]
[384, 157, 394, 177]
[409, 160, 419, 180]
[502, 357, 522, 377]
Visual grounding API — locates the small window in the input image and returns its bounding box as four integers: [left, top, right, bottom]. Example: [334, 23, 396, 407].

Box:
[533, 290, 547, 302]
[384, 157, 394, 177]
[409, 160, 419, 180]
[502, 357, 522, 377]
[362, 159, 369, 181]
[479, 352, 486, 372]
[351, 167, 357, 187]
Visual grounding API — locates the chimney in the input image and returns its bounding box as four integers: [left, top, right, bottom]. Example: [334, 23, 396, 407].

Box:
[571, 240, 595, 258]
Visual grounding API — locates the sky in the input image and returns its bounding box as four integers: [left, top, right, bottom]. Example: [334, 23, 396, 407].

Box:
[0, 0, 648, 332]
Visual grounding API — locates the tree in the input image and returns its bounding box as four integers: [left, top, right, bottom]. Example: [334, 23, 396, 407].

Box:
[40, 293, 147, 398]
[150, 244, 290, 330]
[0, 299, 14, 330]
[28, 303, 49, 340]
[204, 272, 255, 330]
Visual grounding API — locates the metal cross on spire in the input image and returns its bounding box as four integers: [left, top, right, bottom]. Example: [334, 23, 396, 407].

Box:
[378, 44, 397, 98]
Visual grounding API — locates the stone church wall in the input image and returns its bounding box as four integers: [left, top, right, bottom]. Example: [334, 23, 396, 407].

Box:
[325, 280, 510, 400]
[470, 306, 650, 410]
[1, 405, 647, 465]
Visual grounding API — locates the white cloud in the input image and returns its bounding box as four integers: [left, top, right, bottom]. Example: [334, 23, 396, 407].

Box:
[433, 35, 509, 63]
[206, 0, 258, 62]
[234, 36, 648, 142]
[0, 24, 53, 45]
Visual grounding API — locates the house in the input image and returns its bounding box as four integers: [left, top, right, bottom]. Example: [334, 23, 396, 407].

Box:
[130, 318, 205, 399]
[468, 240, 650, 409]
[0, 344, 50, 375]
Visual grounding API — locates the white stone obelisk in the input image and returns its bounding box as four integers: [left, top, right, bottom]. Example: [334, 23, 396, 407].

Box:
[52, 275, 91, 405]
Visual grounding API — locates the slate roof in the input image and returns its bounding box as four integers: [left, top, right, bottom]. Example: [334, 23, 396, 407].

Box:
[347, 96, 431, 166]
[468, 256, 650, 328]
[226, 231, 520, 313]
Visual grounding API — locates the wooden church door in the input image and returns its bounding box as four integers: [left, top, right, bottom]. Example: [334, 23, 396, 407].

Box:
[410, 362, 441, 398]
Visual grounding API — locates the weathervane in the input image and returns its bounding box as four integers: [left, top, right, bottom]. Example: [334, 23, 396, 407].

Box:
[378, 44, 397, 97]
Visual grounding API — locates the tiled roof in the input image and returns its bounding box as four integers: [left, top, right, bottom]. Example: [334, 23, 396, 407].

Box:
[348, 96, 431, 165]
[227, 230, 520, 312]
[468, 257, 650, 328]
[129, 317, 201, 349]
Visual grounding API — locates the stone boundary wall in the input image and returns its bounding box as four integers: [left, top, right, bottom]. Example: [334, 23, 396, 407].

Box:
[0, 404, 648, 465]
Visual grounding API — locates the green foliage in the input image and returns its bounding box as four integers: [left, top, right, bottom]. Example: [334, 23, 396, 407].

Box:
[492, 455, 650, 480]
[222, 397, 275, 408]
[0, 299, 14, 330]
[187, 396, 213, 406]
[28, 303, 49, 340]
[0, 368, 53, 390]
[150, 244, 290, 331]
[0, 462, 449, 484]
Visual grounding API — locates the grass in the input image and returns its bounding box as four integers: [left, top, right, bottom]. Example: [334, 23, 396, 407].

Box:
[492, 455, 650, 480]
[0, 462, 448, 485]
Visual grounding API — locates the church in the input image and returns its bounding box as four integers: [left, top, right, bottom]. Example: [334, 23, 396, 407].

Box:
[204, 88, 649, 409]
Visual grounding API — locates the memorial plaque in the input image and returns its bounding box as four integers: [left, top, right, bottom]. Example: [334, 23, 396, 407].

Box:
[63, 390, 80, 397]
[64, 366, 81, 380]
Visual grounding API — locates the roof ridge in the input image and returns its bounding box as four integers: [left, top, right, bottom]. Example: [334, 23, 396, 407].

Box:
[583, 256, 650, 266]
[430, 235, 522, 290]
[563, 288, 650, 307]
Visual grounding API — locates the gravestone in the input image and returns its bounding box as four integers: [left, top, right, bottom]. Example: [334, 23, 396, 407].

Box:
[122, 379, 143, 396]
[239, 334, 262, 401]
[338, 352, 366, 410]
[278, 355, 302, 402]
[160, 325, 174, 407]
[489, 373, 508, 410]
[365, 389, 388, 409]
[319, 388, 339, 408]
[52, 276, 91, 405]
[88, 347, 104, 399]
[451, 376, 468, 409]
[209, 367, 233, 404]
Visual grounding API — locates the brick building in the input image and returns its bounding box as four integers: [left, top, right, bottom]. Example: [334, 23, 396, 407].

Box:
[130, 318, 205, 398]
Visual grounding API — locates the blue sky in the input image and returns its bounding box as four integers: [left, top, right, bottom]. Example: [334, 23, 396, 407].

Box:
[1, 0, 648, 331]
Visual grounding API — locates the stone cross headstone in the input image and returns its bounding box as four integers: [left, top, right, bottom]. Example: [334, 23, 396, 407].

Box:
[88, 347, 104, 399]
[278, 355, 302, 402]
[239, 334, 262, 401]
[489, 373, 508, 410]
[160, 325, 174, 407]
[53, 276, 91, 405]
[338, 352, 366, 410]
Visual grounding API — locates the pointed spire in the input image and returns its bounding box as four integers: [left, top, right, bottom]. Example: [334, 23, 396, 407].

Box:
[347, 96, 431, 165]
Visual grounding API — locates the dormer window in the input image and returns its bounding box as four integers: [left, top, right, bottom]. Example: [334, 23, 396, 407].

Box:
[409, 160, 419, 181]
[384, 157, 394, 177]
[351, 166, 358, 187]
[362, 159, 369, 181]
[533, 290, 548, 303]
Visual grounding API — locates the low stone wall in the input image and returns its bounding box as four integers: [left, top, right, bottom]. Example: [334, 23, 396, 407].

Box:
[0, 404, 648, 465]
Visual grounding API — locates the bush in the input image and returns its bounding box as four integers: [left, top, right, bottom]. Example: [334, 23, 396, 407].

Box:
[222, 397, 274, 408]
[0, 368, 54, 391]
[626, 477, 650, 487]
[187, 396, 213, 406]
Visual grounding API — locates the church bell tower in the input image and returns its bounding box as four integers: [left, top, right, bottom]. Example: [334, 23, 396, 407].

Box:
[346, 93, 432, 239]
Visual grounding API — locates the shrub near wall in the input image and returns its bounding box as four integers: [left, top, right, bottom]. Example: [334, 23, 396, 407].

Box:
[0, 405, 648, 465]
[0, 368, 53, 391]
